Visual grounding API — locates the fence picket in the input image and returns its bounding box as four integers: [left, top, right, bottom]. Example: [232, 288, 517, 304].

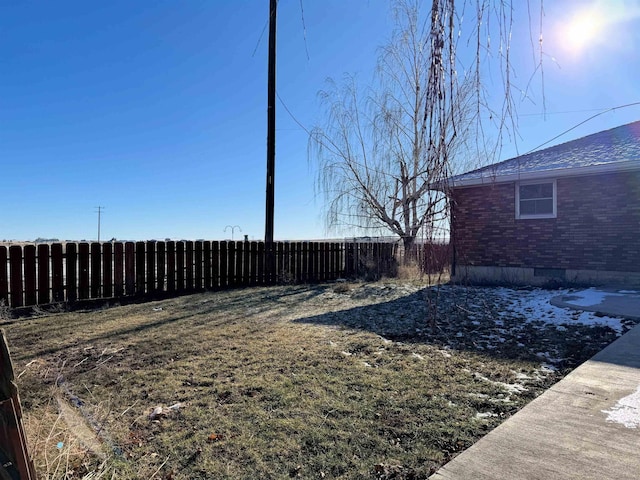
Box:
[203, 241, 211, 290]
[125, 242, 135, 296]
[0, 247, 8, 305]
[243, 241, 250, 286]
[66, 243, 78, 302]
[114, 242, 124, 298]
[256, 242, 264, 285]
[250, 242, 258, 286]
[166, 241, 176, 294]
[194, 241, 203, 291]
[227, 242, 236, 287]
[136, 242, 146, 296]
[157, 242, 166, 292]
[9, 247, 23, 308]
[24, 246, 36, 306]
[37, 244, 50, 304]
[146, 241, 156, 294]
[78, 243, 90, 300]
[211, 241, 220, 289]
[235, 242, 244, 286]
[103, 243, 113, 298]
[185, 241, 194, 291]
[218, 242, 227, 288]
[176, 242, 185, 291]
[91, 243, 101, 298]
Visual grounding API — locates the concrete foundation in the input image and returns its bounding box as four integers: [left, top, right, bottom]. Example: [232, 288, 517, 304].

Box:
[452, 265, 640, 287]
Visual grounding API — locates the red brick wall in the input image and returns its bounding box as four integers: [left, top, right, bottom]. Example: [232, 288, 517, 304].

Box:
[451, 171, 640, 272]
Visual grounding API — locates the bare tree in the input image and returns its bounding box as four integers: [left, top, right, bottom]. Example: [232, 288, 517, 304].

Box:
[310, 0, 541, 261]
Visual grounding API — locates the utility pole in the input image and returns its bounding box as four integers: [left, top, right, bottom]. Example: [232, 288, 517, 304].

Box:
[265, 0, 277, 283]
[95, 206, 105, 242]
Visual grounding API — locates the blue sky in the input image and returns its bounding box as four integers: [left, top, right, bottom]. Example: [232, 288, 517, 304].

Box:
[1, 0, 639, 242]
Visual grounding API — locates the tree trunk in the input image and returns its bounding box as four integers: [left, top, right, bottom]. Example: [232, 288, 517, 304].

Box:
[402, 235, 417, 266]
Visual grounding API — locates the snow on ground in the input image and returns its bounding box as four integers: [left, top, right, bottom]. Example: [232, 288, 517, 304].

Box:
[564, 287, 640, 308]
[602, 385, 640, 429]
[492, 287, 627, 334]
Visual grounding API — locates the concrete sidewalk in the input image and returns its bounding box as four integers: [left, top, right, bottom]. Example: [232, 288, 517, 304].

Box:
[430, 289, 640, 480]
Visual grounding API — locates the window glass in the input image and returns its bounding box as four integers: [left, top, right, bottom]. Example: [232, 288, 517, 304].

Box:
[518, 182, 554, 217]
[520, 183, 553, 200]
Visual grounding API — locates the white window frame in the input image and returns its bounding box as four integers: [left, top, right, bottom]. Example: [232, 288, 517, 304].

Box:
[515, 180, 557, 219]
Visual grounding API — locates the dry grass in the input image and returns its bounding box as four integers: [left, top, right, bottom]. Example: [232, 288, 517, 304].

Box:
[4, 281, 628, 479]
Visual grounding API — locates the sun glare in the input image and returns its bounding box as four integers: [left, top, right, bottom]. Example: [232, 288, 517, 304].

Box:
[564, 9, 603, 53]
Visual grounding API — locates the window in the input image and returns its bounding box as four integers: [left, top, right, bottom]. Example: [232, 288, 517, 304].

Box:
[516, 181, 556, 219]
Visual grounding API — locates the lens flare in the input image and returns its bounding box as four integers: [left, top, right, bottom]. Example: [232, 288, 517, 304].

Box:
[564, 9, 603, 52]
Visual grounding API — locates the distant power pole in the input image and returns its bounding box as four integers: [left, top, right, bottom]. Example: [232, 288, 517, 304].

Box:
[265, 0, 277, 281]
[95, 206, 105, 242]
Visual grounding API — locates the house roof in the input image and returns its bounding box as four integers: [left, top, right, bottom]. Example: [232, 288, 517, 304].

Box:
[449, 120, 640, 188]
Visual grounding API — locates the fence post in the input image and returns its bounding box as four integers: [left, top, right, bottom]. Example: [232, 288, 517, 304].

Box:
[0, 330, 38, 480]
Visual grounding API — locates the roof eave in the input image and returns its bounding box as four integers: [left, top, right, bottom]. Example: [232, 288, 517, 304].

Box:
[449, 160, 640, 188]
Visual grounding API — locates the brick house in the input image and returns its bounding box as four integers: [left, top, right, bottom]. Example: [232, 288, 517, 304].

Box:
[447, 120, 640, 286]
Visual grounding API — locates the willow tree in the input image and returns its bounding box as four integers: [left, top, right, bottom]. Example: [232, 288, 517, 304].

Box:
[311, 0, 539, 260]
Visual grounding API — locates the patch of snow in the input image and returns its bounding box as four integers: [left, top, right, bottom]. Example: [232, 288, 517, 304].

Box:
[473, 372, 528, 395]
[539, 363, 558, 373]
[411, 352, 424, 360]
[618, 290, 638, 294]
[602, 385, 640, 429]
[475, 411, 498, 419]
[492, 287, 626, 334]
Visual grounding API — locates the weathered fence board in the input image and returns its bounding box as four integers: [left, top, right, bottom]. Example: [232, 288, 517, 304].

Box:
[103, 242, 113, 298]
[10, 246, 23, 308]
[176, 242, 185, 292]
[67, 243, 78, 302]
[157, 242, 166, 293]
[78, 243, 90, 300]
[0, 331, 38, 480]
[135, 242, 145, 296]
[203, 241, 211, 290]
[194, 241, 203, 291]
[24, 246, 36, 306]
[0, 247, 8, 305]
[37, 244, 50, 305]
[125, 242, 135, 296]
[146, 241, 156, 294]
[91, 243, 101, 298]
[166, 241, 176, 294]
[185, 241, 194, 291]
[114, 242, 124, 298]
[0, 240, 421, 309]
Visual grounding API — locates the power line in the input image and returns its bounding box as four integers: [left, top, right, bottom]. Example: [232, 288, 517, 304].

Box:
[525, 101, 640, 154]
[299, 0, 310, 61]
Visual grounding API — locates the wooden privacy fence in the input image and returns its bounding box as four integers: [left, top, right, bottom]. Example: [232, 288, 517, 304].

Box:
[0, 241, 398, 309]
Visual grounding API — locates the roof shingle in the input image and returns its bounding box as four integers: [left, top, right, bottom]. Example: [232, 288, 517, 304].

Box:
[451, 120, 640, 186]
